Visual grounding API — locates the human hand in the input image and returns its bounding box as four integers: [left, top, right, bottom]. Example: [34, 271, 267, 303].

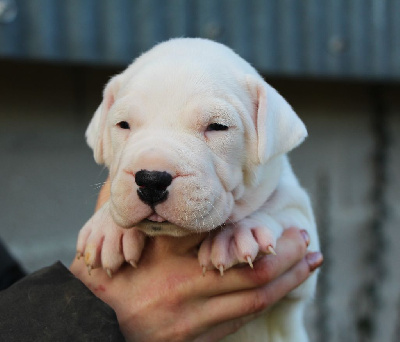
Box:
[70, 180, 322, 342]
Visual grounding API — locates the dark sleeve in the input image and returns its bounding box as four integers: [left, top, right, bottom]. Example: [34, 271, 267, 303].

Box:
[0, 262, 125, 342]
[0, 239, 26, 291]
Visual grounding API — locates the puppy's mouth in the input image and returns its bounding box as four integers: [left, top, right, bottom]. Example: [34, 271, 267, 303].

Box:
[147, 213, 168, 223]
[142, 213, 169, 232]
[135, 213, 191, 237]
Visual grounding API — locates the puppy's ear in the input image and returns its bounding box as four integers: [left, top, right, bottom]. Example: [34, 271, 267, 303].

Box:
[86, 75, 122, 164]
[247, 76, 307, 164]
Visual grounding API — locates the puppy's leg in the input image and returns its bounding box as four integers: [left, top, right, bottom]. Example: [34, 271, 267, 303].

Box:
[263, 298, 309, 342]
[221, 274, 316, 342]
[200, 160, 319, 276]
[76, 201, 146, 276]
[261, 272, 318, 342]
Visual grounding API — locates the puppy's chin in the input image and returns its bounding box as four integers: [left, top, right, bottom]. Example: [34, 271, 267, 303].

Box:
[136, 219, 192, 237]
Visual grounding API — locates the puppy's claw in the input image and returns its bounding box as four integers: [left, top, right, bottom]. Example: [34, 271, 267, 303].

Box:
[218, 265, 224, 277]
[106, 268, 112, 278]
[202, 266, 207, 277]
[267, 246, 277, 256]
[246, 256, 254, 269]
[76, 252, 82, 260]
[87, 265, 92, 276]
[129, 260, 138, 268]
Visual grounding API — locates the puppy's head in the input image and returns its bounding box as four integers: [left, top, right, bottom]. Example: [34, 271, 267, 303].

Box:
[86, 38, 307, 236]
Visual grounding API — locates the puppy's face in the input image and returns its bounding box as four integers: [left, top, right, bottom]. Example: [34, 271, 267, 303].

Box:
[86, 39, 307, 237]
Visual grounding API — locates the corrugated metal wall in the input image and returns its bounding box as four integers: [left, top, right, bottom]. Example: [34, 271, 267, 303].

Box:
[0, 0, 399, 80]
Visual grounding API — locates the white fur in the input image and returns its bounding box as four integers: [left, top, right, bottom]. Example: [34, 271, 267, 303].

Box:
[77, 38, 319, 341]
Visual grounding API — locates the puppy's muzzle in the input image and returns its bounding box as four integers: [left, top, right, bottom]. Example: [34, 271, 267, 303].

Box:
[135, 170, 173, 206]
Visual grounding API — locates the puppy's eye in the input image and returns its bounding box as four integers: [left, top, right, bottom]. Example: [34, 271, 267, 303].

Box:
[117, 121, 130, 129]
[206, 123, 229, 131]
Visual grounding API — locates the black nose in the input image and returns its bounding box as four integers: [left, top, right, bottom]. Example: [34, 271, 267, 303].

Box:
[135, 170, 173, 206]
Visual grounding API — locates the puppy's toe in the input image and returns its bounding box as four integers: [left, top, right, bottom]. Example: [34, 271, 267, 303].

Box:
[100, 224, 125, 275]
[198, 233, 218, 274]
[231, 226, 261, 267]
[121, 229, 146, 268]
[76, 221, 92, 259]
[209, 228, 238, 274]
[248, 225, 277, 256]
[83, 231, 104, 272]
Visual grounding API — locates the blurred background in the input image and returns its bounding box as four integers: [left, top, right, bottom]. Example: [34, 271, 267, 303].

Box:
[0, 0, 399, 341]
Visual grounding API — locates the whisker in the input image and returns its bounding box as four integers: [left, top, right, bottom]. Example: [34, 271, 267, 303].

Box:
[91, 181, 107, 190]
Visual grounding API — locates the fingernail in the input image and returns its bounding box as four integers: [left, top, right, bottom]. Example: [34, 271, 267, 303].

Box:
[300, 229, 310, 247]
[306, 252, 323, 272]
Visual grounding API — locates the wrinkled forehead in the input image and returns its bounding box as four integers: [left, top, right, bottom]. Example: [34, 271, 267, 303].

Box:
[115, 59, 248, 123]
[122, 58, 233, 100]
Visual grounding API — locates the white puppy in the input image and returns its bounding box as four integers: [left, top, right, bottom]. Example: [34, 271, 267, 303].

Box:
[77, 38, 319, 341]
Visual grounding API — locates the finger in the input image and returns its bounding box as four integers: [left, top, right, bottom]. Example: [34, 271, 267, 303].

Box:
[197, 255, 316, 329]
[194, 227, 309, 296]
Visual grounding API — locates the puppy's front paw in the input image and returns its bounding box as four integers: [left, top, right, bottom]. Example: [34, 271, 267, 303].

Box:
[198, 219, 280, 275]
[76, 202, 146, 276]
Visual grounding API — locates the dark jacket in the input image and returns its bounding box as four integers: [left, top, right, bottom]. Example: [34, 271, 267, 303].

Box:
[0, 248, 124, 341]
